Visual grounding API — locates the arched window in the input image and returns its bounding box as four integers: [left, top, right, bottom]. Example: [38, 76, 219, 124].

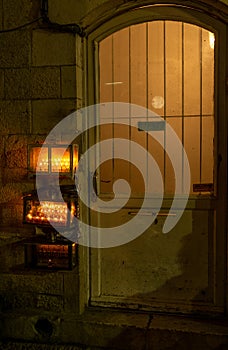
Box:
[84, 4, 227, 316]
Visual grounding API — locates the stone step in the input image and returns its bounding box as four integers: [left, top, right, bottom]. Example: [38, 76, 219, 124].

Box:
[1, 310, 228, 350]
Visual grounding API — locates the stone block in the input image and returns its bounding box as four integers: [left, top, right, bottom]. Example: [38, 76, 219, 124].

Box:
[48, 0, 84, 24]
[60, 311, 148, 348]
[2, 168, 28, 183]
[1, 313, 61, 342]
[0, 136, 5, 167]
[32, 99, 76, 134]
[0, 271, 63, 294]
[5, 68, 61, 99]
[0, 2, 2, 31]
[0, 70, 4, 98]
[85, 0, 108, 13]
[0, 343, 83, 350]
[31, 67, 61, 99]
[0, 237, 25, 272]
[0, 30, 31, 68]
[0, 101, 31, 135]
[3, 0, 34, 29]
[1, 203, 23, 226]
[0, 182, 26, 203]
[61, 66, 76, 98]
[0, 292, 35, 311]
[148, 328, 228, 350]
[2, 135, 46, 182]
[5, 135, 27, 168]
[63, 269, 79, 313]
[37, 294, 64, 312]
[76, 67, 83, 100]
[32, 31, 75, 66]
[5, 69, 30, 99]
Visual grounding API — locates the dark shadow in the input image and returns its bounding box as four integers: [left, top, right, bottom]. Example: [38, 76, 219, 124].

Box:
[102, 210, 228, 349]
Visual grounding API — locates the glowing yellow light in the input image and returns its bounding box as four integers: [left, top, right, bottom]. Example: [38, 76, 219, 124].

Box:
[209, 32, 215, 49]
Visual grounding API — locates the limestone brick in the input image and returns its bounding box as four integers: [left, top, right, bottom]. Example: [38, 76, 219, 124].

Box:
[31, 67, 61, 99]
[85, 0, 108, 13]
[0, 182, 30, 203]
[0, 101, 31, 135]
[2, 168, 28, 183]
[2, 168, 28, 184]
[0, 30, 31, 68]
[0, 271, 63, 294]
[32, 99, 76, 134]
[32, 31, 75, 66]
[61, 66, 76, 98]
[1, 313, 61, 341]
[0, 239, 24, 272]
[5, 135, 27, 168]
[60, 312, 148, 348]
[5, 68, 61, 99]
[37, 294, 64, 312]
[0, 70, 4, 99]
[0, 136, 5, 167]
[0, 1, 2, 31]
[48, 0, 84, 24]
[3, 0, 33, 29]
[63, 269, 79, 313]
[1, 204, 23, 226]
[0, 343, 83, 350]
[2, 134, 45, 183]
[5, 69, 30, 99]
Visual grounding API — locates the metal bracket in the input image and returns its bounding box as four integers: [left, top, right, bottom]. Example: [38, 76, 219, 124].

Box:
[41, 0, 48, 19]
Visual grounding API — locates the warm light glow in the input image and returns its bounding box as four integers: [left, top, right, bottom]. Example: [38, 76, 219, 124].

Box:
[39, 158, 49, 172]
[209, 32, 215, 49]
[26, 201, 68, 226]
[73, 145, 79, 173]
[29, 144, 79, 175]
[51, 148, 71, 173]
[30, 146, 48, 172]
[37, 244, 68, 255]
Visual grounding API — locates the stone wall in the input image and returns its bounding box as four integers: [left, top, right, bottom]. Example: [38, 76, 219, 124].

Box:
[0, 0, 83, 229]
[0, 0, 83, 344]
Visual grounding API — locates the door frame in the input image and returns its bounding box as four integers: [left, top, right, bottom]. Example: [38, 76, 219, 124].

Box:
[80, 4, 227, 316]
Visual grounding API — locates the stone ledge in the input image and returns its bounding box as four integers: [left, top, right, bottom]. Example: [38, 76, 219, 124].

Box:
[0, 341, 86, 350]
[1, 309, 228, 349]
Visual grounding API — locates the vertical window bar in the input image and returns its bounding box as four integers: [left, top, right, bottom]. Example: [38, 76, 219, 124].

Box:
[163, 21, 167, 192]
[112, 35, 115, 183]
[129, 26, 132, 189]
[146, 22, 149, 186]
[181, 22, 185, 194]
[199, 28, 203, 184]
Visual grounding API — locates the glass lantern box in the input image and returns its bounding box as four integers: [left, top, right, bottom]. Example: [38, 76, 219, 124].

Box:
[24, 238, 77, 270]
[23, 185, 80, 229]
[28, 144, 79, 179]
[22, 185, 79, 270]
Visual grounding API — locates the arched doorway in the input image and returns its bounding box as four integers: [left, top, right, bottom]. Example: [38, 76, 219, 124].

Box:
[84, 4, 227, 316]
